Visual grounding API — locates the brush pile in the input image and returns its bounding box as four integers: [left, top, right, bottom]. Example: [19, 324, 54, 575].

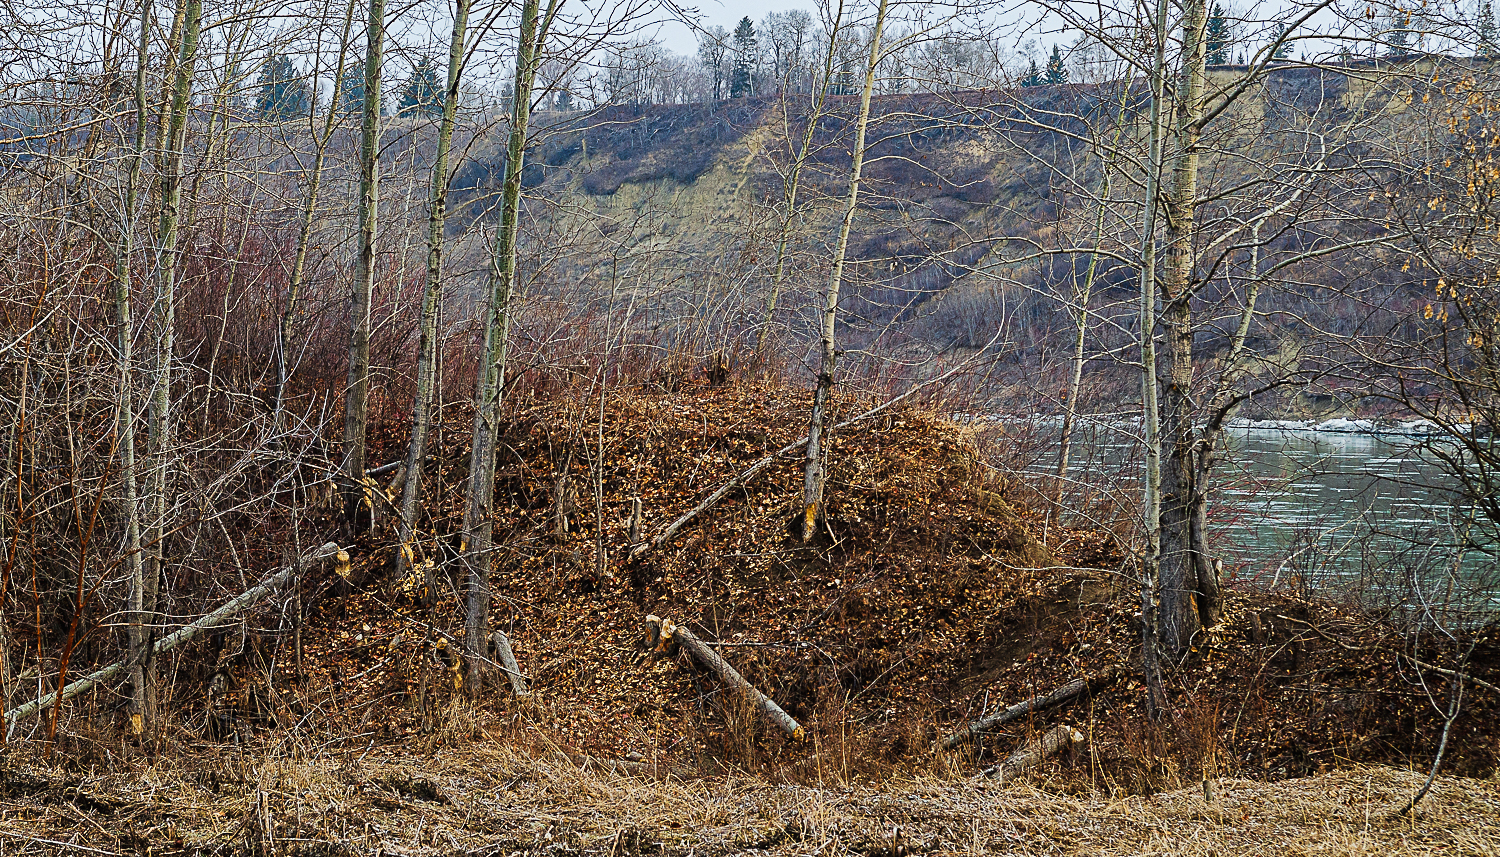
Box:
[245, 382, 1497, 786]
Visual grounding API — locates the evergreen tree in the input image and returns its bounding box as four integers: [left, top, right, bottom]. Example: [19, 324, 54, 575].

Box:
[730, 16, 757, 97]
[399, 57, 444, 117]
[1020, 58, 1042, 87]
[1387, 13, 1413, 57]
[1479, 1, 1497, 58]
[1205, 4, 1232, 65]
[255, 54, 311, 121]
[338, 64, 364, 116]
[1272, 23, 1293, 59]
[1044, 44, 1068, 84]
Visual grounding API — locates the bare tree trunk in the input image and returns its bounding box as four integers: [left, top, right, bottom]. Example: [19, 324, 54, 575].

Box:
[398, 0, 471, 601]
[344, 0, 385, 529]
[5, 544, 341, 731]
[940, 668, 1122, 750]
[980, 725, 1084, 781]
[118, 0, 151, 736]
[757, 29, 842, 357]
[152, 0, 186, 168]
[1054, 86, 1132, 531]
[1157, 0, 1210, 659]
[276, 0, 358, 426]
[801, 0, 888, 543]
[141, 0, 203, 734]
[1137, 0, 1172, 719]
[459, 0, 559, 692]
[1394, 657, 1469, 817]
[646, 617, 804, 740]
[489, 631, 529, 696]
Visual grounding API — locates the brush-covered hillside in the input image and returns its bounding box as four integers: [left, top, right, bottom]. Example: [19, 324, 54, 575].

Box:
[436, 61, 1448, 415]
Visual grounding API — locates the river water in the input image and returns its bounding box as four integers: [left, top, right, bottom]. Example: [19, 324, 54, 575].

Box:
[1017, 417, 1498, 610]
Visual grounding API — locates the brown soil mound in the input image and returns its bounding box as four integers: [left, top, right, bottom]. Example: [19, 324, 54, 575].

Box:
[195, 382, 1497, 789]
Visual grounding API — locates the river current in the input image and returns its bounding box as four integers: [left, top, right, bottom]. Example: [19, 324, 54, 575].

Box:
[1012, 416, 1499, 611]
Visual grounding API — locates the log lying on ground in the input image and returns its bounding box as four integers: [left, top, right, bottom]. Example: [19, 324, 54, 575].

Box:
[552, 751, 685, 779]
[980, 724, 1085, 782]
[646, 615, 805, 740]
[489, 631, 530, 697]
[4, 543, 343, 730]
[940, 667, 1123, 750]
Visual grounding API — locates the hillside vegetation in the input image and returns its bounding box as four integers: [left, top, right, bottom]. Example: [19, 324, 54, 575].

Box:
[488, 63, 1429, 416]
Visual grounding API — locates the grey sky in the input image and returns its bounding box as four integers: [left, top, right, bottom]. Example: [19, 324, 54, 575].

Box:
[650, 1, 821, 55]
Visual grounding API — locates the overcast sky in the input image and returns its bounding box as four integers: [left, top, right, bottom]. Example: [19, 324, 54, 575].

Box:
[649, 1, 821, 55]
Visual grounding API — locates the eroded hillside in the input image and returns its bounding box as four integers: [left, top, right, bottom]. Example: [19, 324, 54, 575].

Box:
[450, 62, 1447, 416]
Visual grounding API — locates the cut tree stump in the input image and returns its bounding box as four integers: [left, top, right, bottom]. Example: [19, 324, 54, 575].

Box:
[980, 724, 1085, 782]
[645, 615, 804, 740]
[940, 667, 1122, 750]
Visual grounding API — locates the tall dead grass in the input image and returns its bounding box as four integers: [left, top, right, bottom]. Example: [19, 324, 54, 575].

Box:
[2, 736, 1495, 856]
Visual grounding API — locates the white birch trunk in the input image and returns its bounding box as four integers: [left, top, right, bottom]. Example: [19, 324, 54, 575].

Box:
[460, 0, 561, 692]
[1137, 0, 1172, 718]
[118, 0, 151, 735]
[142, 0, 203, 732]
[802, 0, 889, 542]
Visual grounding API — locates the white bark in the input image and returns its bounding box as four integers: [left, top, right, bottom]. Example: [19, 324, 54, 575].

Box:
[801, 0, 890, 542]
[941, 669, 1121, 751]
[344, 0, 385, 524]
[398, 0, 471, 598]
[980, 725, 1084, 782]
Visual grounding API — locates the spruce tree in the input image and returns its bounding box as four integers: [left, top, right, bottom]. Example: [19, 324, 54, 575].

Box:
[1020, 58, 1042, 87]
[1272, 23, 1293, 59]
[1205, 4, 1231, 65]
[399, 57, 443, 117]
[1387, 13, 1413, 57]
[1045, 45, 1068, 84]
[256, 54, 311, 121]
[730, 16, 757, 97]
[338, 64, 364, 116]
[1479, 1, 1497, 58]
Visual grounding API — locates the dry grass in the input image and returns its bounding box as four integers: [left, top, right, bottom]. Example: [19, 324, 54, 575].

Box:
[2, 738, 1496, 856]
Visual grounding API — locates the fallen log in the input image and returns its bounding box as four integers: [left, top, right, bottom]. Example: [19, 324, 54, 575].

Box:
[552, 751, 684, 779]
[940, 668, 1122, 751]
[980, 724, 1084, 782]
[489, 631, 530, 697]
[646, 615, 805, 740]
[4, 543, 343, 731]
